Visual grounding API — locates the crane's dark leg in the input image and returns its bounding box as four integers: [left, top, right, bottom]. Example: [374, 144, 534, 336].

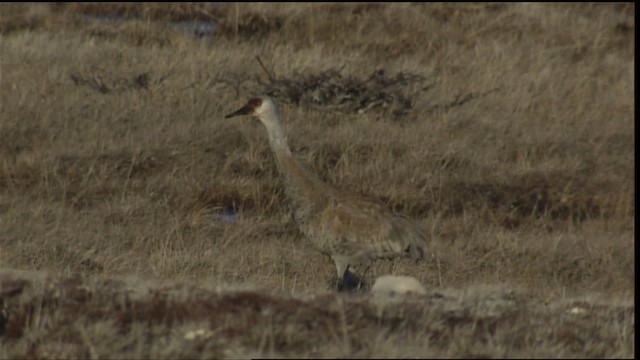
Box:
[340, 268, 363, 291]
[332, 257, 365, 291]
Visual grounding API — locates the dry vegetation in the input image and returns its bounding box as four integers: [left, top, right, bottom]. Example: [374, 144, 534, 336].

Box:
[0, 3, 635, 358]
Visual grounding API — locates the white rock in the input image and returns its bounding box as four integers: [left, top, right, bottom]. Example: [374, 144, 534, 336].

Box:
[184, 328, 214, 341]
[569, 307, 587, 315]
[371, 275, 426, 295]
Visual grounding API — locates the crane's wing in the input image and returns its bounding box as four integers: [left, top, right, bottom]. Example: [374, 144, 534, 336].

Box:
[313, 193, 428, 263]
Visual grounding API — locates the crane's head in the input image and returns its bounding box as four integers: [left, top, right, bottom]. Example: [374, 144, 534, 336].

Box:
[225, 95, 285, 141]
[225, 95, 279, 120]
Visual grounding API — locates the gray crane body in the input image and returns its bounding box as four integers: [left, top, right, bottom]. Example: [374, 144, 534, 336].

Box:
[225, 96, 428, 287]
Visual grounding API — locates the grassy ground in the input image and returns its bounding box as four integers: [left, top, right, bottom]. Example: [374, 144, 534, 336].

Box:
[0, 3, 634, 358]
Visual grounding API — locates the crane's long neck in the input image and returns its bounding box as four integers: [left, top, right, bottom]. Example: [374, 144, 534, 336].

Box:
[259, 111, 328, 217]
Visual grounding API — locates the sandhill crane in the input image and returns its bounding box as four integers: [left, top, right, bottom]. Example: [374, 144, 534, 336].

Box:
[225, 95, 428, 290]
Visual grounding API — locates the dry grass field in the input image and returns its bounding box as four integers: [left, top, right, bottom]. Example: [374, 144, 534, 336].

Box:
[0, 3, 635, 358]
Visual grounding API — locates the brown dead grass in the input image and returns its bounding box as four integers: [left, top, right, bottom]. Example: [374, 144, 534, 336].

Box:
[0, 269, 634, 358]
[0, 2, 635, 358]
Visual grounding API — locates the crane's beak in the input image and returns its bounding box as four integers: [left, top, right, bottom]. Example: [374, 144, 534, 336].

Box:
[224, 104, 253, 119]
